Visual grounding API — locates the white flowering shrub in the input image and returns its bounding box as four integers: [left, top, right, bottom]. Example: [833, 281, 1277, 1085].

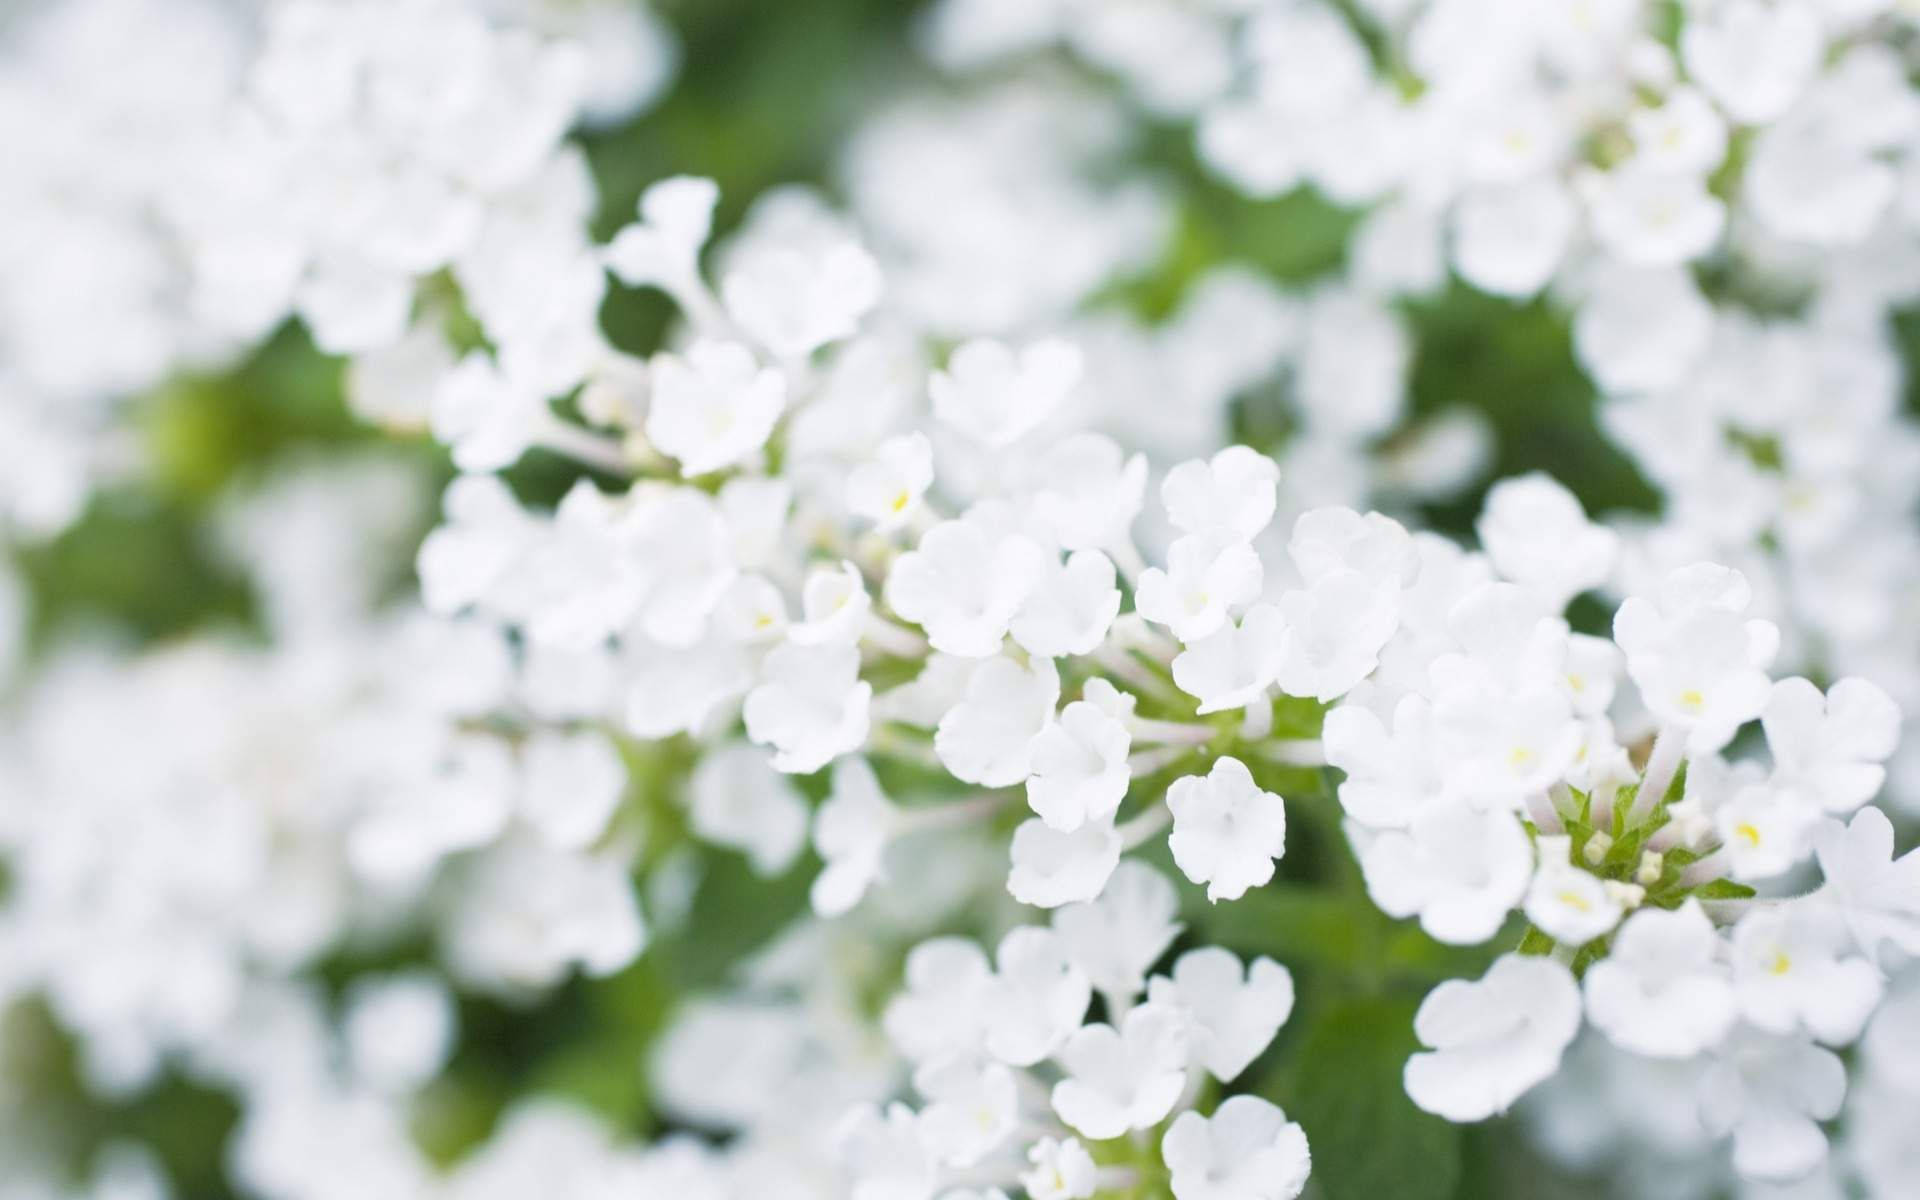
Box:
[5, 1, 1920, 1198]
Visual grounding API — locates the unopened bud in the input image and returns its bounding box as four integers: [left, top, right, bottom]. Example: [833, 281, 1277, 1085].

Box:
[1603, 880, 1646, 910]
[1583, 832, 1614, 866]
[1636, 850, 1665, 887]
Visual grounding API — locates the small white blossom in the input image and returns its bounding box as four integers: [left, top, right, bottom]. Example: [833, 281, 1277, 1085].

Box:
[1696, 1030, 1846, 1182]
[1147, 948, 1294, 1084]
[935, 655, 1059, 786]
[687, 743, 809, 875]
[645, 340, 786, 477]
[1357, 800, 1531, 946]
[1167, 757, 1286, 903]
[1762, 676, 1901, 815]
[1050, 1003, 1190, 1140]
[931, 337, 1082, 447]
[1730, 904, 1883, 1045]
[1011, 550, 1122, 659]
[1812, 806, 1920, 963]
[1008, 817, 1122, 909]
[1161, 446, 1281, 542]
[1135, 533, 1265, 645]
[1523, 837, 1623, 946]
[789, 560, 872, 647]
[1584, 900, 1736, 1059]
[1021, 1137, 1097, 1200]
[810, 756, 897, 917]
[1051, 860, 1183, 1001]
[846, 432, 934, 532]
[1161, 1095, 1312, 1200]
[742, 640, 872, 775]
[1026, 682, 1133, 831]
[887, 518, 1048, 657]
[914, 1057, 1017, 1168]
[983, 926, 1091, 1067]
[1404, 954, 1581, 1122]
[1172, 604, 1286, 715]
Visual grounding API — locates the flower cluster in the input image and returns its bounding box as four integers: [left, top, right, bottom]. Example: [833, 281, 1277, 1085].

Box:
[5, 2, 1920, 1199]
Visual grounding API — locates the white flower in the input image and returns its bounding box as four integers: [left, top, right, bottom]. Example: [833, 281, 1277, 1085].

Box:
[686, 743, 809, 875]
[1475, 473, 1618, 611]
[1571, 263, 1713, 395]
[417, 473, 540, 617]
[1273, 570, 1399, 702]
[343, 972, 455, 1095]
[914, 1057, 1017, 1169]
[1613, 564, 1780, 754]
[442, 838, 648, 992]
[1680, 0, 1821, 125]
[790, 560, 872, 647]
[604, 175, 719, 291]
[811, 757, 897, 917]
[1050, 1003, 1190, 1140]
[1627, 87, 1728, 175]
[1715, 782, 1821, 881]
[1584, 900, 1736, 1058]
[1147, 949, 1294, 1084]
[1051, 860, 1183, 1002]
[625, 487, 740, 647]
[349, 732, 514, 886]
[1172, 604, 1287, 714]
[1008, 818, 1122, 909]
[1450, 178, 1575, 299]
[983, 926, 1091, 1067]
[1582, 164, 1726, 268]
[1287, 507, 1417, 590]
[1523, 837, 1623, 946]
[1161, 446, 1281, 541]
[1357, 800, 1532, 945]
[885, 938, 994, 1065]
[1324, 696, 1440, 829]
[1762, 677, 1901, 815]
[1021, 1137, 1097, 1200]
[713, 573, 789, 643]
[846, 432, 934, 532]
[620, 632, 751, 739]
[886, 518, 1048, 657]
[1430, 681, 1581, 806]
[742, 641, 872, 775]
[936, 655, 1059, 786]
[931, 337, 1082, 447]
[836, 1103, 935, 1200]
[1696, 1030, 1846, 1183]
[430, 352, 543, 472]
[645, 339, 786, 477]
[1161, 1095, 1312, 1200]
[720, 236, 882, 360]
[1730, 904, 1883, 1045]
[1027, 682, 1133, 831]
[1167, 757, 1287, 903]
[1135, 533, 1264, 644]
[1403, 954, 1581, 1123]
[517, 729, 626, 851]
[1011, 550, 1122, 659]
[1812, 806, 1920, 963]
[1025, 434, 1149, 552]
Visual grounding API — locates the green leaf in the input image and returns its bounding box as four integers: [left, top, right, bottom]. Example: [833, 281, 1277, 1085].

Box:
[1690, 878, 1758, 900]
[1516, 925, 1557, 956]
[1271, 998, 1462, 1200]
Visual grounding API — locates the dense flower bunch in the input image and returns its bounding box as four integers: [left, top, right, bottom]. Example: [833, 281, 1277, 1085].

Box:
[5, 2, 1920, 1199]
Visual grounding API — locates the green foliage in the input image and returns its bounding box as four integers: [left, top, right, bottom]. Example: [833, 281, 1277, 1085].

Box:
[1271, 997, 1463, 1200]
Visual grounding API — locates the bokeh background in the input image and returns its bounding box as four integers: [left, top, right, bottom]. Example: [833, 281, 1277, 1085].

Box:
[7, 2, 1916, 1198]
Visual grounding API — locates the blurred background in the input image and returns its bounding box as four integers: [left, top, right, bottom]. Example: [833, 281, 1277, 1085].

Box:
[5, 1, 1916, 1198]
